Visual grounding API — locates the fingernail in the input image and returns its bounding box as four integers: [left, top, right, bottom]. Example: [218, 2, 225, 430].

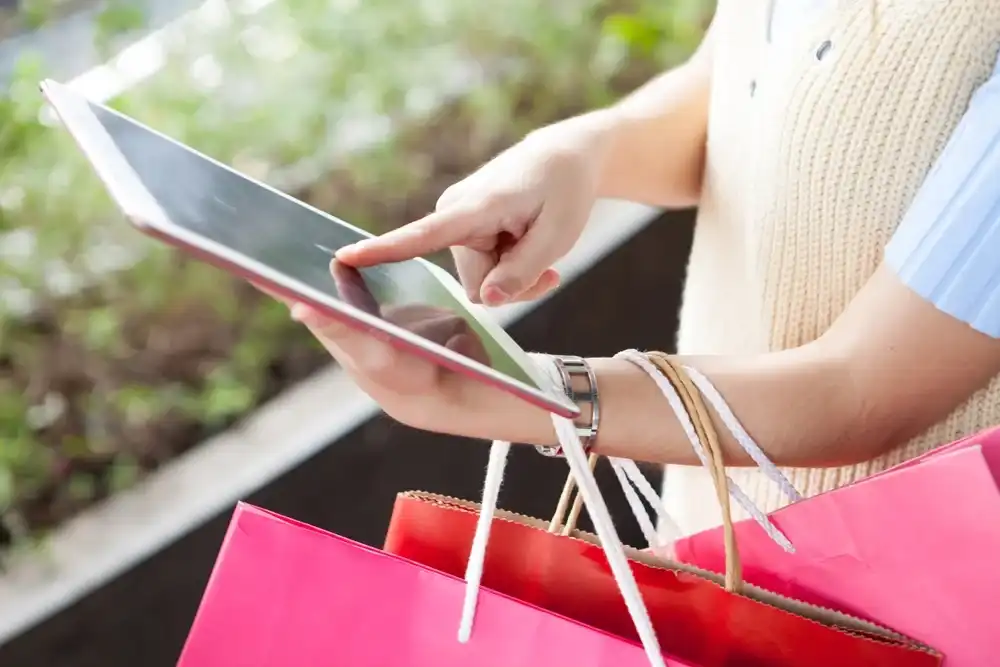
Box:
[337, 242, 367, 257]
[482, 285, 509, 305]
[289, 303, 309, 321]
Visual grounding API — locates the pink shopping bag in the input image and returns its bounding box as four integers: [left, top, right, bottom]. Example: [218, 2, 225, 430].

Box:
[674, 426, 1000, 667]
[177, 503, 698, 667]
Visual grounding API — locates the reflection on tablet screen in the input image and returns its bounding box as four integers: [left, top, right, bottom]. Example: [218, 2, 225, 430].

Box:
[330, 260, 491, 367]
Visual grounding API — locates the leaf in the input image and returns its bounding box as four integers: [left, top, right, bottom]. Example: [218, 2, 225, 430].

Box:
[95, 1, 146, 39]
[108, 456, 140, 493]
[0, 467, 14, 513]
[81, 308, 122, 351]
[601, 13, 662, 57]
[67, 473, 96, 502]
[202, 368, 255, 424]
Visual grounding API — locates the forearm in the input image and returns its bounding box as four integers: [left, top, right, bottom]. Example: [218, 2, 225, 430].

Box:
[457, 342, 884, 468]
[595, 58, 713, 207]
[585, 350, 868, 467]
[521, 44, 712, 210]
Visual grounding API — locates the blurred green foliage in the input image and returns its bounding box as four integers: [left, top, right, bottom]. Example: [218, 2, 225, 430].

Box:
[0, 0, 713, 550]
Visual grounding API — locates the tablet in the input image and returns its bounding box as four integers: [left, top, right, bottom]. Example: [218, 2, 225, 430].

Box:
[40, 79, 577, 418]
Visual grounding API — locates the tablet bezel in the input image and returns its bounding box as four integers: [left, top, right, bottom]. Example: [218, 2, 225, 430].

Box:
[39, 78, 578, 419]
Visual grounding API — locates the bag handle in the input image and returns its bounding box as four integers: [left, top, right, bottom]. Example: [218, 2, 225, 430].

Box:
[545, 353, 743, 590]
[461, 402, 669, 665]
[646, 353, 743, 590]
[620, 351, 797, 554]
[549, 352, 797, 583]
[548, 455, 682, 549]
[459, 351, 799, 666]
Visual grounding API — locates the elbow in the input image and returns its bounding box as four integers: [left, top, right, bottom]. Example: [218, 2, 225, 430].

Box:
[650, 143, 706, 209]
[809, 349, 933, 467]
[789, 343, 903, 467]
[829, 395, 901, 467]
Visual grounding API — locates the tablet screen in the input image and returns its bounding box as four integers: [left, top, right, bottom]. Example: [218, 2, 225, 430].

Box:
[44, 82, 570, 414]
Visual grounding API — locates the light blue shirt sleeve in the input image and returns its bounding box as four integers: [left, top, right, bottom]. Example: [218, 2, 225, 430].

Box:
[885, 51, 1000, 338]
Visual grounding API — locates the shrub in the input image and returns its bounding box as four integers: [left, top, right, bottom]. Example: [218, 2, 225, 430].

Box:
[0, 0, 712, 551]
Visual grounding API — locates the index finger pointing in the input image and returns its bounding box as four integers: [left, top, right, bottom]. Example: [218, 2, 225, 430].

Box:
[336, 208, 478, 266]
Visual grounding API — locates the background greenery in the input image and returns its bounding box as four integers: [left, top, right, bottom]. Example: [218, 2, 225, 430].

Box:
[0, 0, 712, 554]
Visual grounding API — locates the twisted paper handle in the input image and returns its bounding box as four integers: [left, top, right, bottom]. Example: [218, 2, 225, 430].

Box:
[536, 355, 683, 548]
[619, 350, 799, 553]
[459, 359, 668, 667]
[459, 351, 801, 666]
[548, 351, 799, 555]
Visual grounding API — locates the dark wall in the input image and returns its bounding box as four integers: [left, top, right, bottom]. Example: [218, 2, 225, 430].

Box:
[0, 210, 695, 667]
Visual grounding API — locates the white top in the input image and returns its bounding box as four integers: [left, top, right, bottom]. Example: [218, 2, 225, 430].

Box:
[768, 0, 832, 45]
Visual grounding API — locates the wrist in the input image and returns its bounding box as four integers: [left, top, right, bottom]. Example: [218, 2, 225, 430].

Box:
[470, 355, 635, 451]
[531, 354, 601, 458]
[534, 108, 655, 203]
[443, 369, 559, 447]
[524, 109, 618, 176]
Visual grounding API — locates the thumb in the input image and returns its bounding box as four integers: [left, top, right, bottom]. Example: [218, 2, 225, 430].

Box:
[481, 206, 572, 304]
[337, 207, 482, 267]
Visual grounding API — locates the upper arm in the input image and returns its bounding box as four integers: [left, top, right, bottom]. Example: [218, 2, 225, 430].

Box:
[820, 57, 1000, 451]
[885, 53, 1000, 338]
[600, 14, 716, 207]
[821, 265, 1000, 453]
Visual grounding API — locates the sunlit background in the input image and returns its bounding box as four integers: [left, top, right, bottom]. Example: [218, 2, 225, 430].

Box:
[0, 0, 710, 662]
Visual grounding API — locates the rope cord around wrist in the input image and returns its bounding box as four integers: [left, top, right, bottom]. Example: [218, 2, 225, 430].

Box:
[457, 350, 800, 667]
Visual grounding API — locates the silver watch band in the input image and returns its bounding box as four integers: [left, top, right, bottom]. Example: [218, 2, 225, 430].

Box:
[536, 355, 600, 458]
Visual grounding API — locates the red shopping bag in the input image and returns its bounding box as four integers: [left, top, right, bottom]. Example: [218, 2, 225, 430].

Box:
[383, 353, 939, 667]
[674, 426, 1000, 667]
[385, 491, 939, 667]
[177, 503, 699, 666]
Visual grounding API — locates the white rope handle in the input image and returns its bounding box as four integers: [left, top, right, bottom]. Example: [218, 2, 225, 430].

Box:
[609, 457, 684, 546]
[460, 426, 666, 666]
[460, 359, 668, 666]
[617, 350, 796, 552]
[458, 440, 509, 643]
[458, 350, 803, 664]
[531, 353, 682, 548]
[683, 366, 802, 505]
[609, 459, 660, 547]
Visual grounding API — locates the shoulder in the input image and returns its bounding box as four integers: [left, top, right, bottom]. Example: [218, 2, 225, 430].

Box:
[885, 51, 1000, 338]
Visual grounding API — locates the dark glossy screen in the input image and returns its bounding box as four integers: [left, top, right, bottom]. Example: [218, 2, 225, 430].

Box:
[86, 100, 544, 393]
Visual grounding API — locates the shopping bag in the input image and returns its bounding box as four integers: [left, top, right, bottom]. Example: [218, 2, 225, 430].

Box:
[673, 425, 1000, 667]
[384, 353, 941, 667]
[177, 353, 683, 667]
[385, 492, 938, 667]
[176, 502, 700, 666]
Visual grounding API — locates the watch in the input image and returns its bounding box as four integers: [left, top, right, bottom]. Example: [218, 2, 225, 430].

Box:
[536, 355, 601, 458]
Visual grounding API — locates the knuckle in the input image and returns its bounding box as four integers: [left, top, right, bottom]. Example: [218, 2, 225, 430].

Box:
[354, 337, 397, 380]
[360, 351, 397, 383]
[408, 219, 443, 246]
[479, 189, 517, 212]
[436, 184, 464, 210]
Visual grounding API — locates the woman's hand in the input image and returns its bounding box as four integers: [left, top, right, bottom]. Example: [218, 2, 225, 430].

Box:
[290, 300, 460, 427]
[288, 296, 558, 444]
[334, 36, 719, 305]
[335, 114, 615, 306]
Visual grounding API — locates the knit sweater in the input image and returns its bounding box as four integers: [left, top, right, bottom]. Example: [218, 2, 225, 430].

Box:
[663, 0, 1000, 535]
